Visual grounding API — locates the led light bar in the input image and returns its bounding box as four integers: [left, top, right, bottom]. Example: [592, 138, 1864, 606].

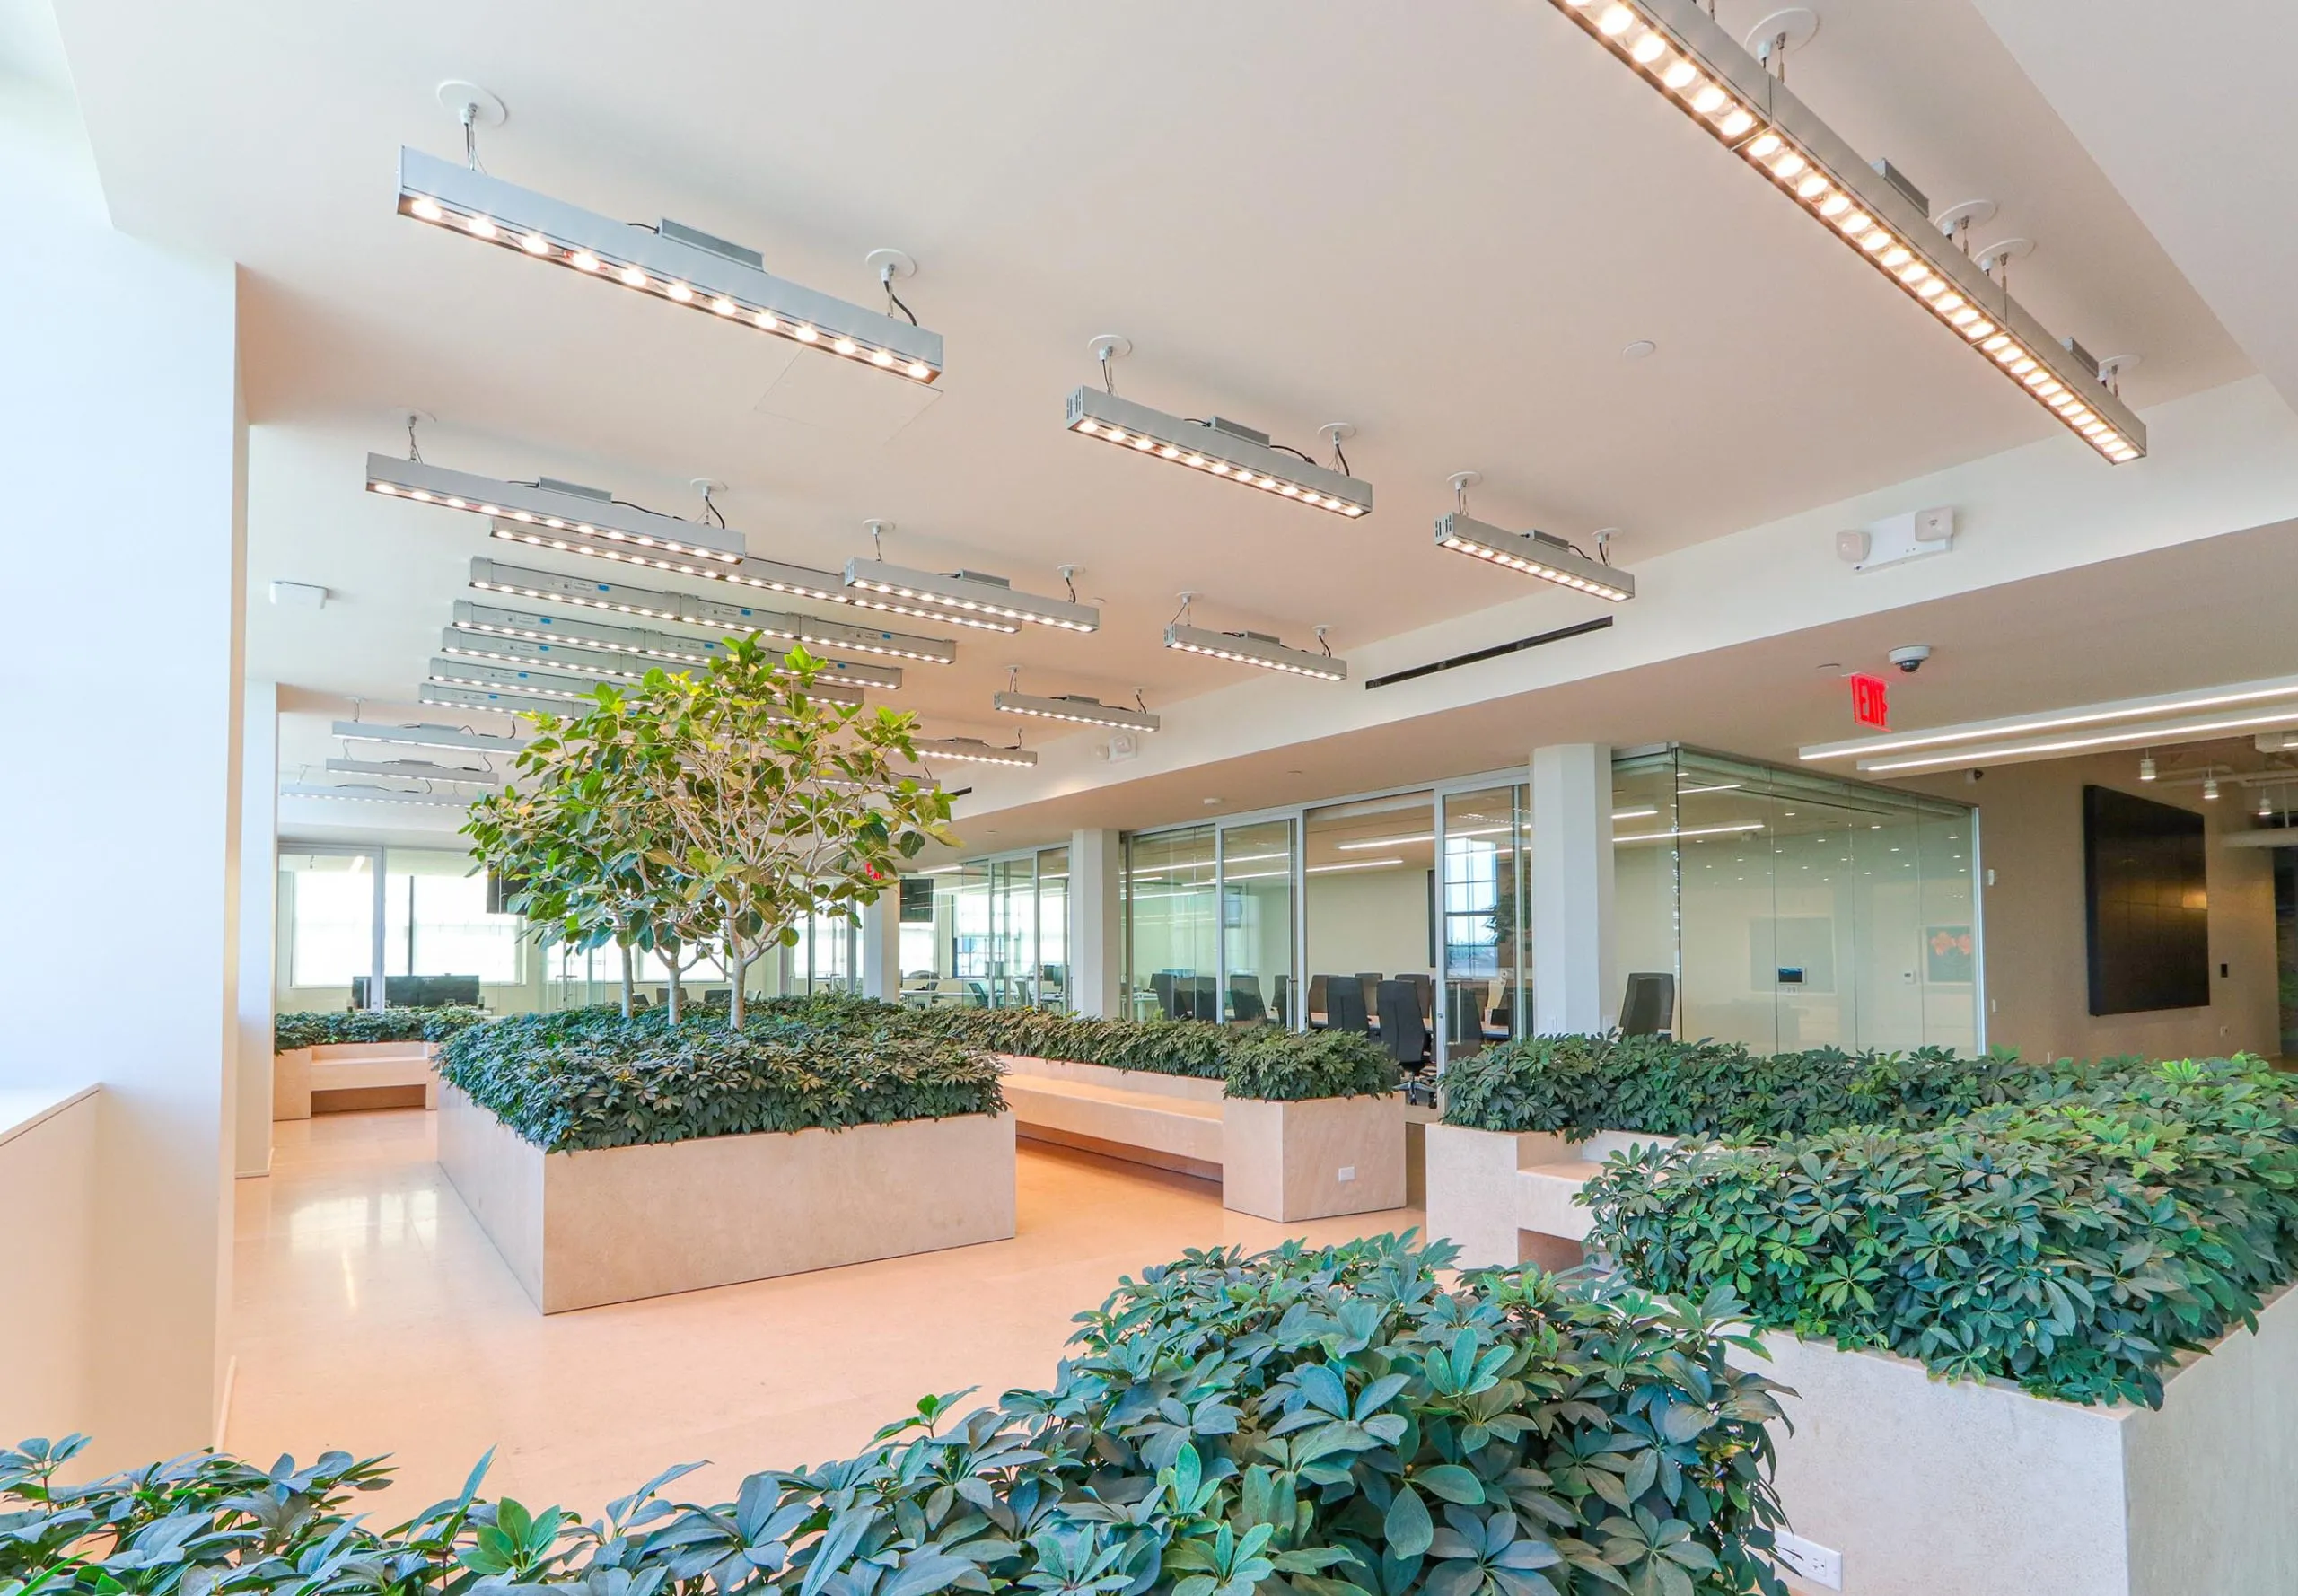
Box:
[1434, 513, 1636, 601]
[909, 737, 1039, 768]
[325, 756, 500, 787]
[1849, 704, 2298, 776]
[396, 147, 942, 382]
[331, 720, 531, 755]
[993, 690, 1161, 732]
[366, 455, 745, 565]
[282, 783, 471, 809]
[437, 627, 867, 704]
[1164, 623, 1348, 682]
[425, 657, 625, 706]
[421, 684, 576, 721]
[1545, 0, 2145, 463]
[451, 601, 904, 689]
[1066, 389, 1372, 516]
[469, 559, 955, 666]
[843, 559, 1098, 634]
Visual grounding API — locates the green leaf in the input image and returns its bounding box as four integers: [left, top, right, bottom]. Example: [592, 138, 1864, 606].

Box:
[1384, 1485, 1434, 1561]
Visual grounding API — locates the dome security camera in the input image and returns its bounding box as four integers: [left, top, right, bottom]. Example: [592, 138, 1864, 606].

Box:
[1889, 644, 1933, 674]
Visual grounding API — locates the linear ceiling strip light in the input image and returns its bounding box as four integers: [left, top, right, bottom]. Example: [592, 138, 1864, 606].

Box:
[1164, 622, 1348, 682]
[1798, 671, 2298, 762]
[1434, 512, 1635, 601]
[281, 783, 472, 809]
[397, 147, 943, 382]
[451, 601, 904, 689]
[910, 737, 1040, 768]
[993, 689, 1161, 732]
[324, 756, 500, 786]
[366, 455, 746, 566]
[436, 628, 867, 703]
[330, 719, 531, 754]
[1065, 388, 1371, 517]
[469, 559, 955, 666]
[843, 558, 1098, 633]
[1546, 0, 2145, 463]
[1851, 705, 2298, 775]
[421, 683, 586, 720]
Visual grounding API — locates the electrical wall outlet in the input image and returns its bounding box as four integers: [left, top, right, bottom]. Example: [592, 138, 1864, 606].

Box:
[1773, 1531, 1842, 1591]
[1337, 1166, 1356, 1183]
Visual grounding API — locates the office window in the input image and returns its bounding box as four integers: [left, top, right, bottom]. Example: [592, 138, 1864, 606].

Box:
[282, 851, 375, 993]
[383, 849, 522, 985]
[1125, 826, 1217, 1020]
[1221, 821, 1294, 1025]
[1037, 846, 1070, 1011]
[1303, 793, 1434, 1032]
[1440, 786, 1525, 1058]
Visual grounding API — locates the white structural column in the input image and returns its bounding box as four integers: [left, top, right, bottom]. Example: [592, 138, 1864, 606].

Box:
[1067, 829, 1124, 1016]
[0, 95, 243, 1467]
[234, 680, 277, 1177]
[860, 889, 902, 1001]
[1531, 745, 1618, 1035]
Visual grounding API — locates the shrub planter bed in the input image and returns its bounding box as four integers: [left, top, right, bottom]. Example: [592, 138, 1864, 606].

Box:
[1425, 1125, 1676, 1270]
[1746, 1286, 2298, 1596]
[271, 1040, 438, 1120]
[437, 1081, 1013, 1312]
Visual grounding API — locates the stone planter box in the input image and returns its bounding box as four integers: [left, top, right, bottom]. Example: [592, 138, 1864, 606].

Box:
[1424, 1123, 1676, 1270]
[437, 1082, 1016, 1313]
[999, 1056, 1406, 1222]
[272, 1041, 437, 1119]
[1750, 1285, 2298, 1595]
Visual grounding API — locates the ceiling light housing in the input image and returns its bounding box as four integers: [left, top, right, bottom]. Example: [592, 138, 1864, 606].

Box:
[324, 756, 500, 786]
[330, 719, 530, 755]
[910, 737, 1039, 768]
[367, 454, 746, 565]
[451, 601, 904, 688]
[469, 558, 955, 666]
[1801, 671, 2298, 764]
[993, 690, 1160, 732]
[397, 147, 943, 382]
[437, 627, 866, 703]
[420, 683, 583, 721]
[1543, 0, 2145, 463]
[843, 558, 1099, 633]
[1164, 623, 1348, 682]
[1065, 388, 1372, 517]
[282, 783, 470, 808]
[1434, 513, 1636, 601]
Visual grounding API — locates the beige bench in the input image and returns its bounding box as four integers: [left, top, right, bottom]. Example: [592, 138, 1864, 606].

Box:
[997, 1054, 1406, 1223]
[1424, 1125, 1677, 1270]
[274, 1041, 439, 1119]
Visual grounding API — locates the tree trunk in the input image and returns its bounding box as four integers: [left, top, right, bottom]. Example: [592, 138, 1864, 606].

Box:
[665, 942, 682, 1022]
[726, 930, 747, 1028]
[618, 940, 635, 1018]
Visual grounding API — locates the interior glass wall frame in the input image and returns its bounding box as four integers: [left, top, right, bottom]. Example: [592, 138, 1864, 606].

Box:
[902, 842, 1074, 1011]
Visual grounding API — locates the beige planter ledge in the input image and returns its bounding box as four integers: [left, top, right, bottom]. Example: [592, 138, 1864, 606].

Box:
[437, 1082, 1016, 1313]
[1423, 1123, 1676, 1270]
[1748, 1285, 2298, 1596]
[273, 1040, 439, 1120]
[998, 1055, 1406, 1223]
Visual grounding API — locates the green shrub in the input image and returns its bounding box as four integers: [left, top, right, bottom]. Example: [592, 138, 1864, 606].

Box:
[5, 1235, 1793, 1596]
[1440, 1032, 2061, 1141]
[435, 1005, 1004, 1153]
[884, 1003, 1399, 1101]
[272, 1006, 489, 1053]
[1581, 1057, 2298, 1407]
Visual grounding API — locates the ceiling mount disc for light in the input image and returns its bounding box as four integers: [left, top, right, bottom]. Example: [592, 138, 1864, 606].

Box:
[1087, 333, 1133, 364]
[1933, 198, 1997, 234]
[864, 248, 917, 281]
[434, 80, 506, 127]
[1744, 8, 1820, 57]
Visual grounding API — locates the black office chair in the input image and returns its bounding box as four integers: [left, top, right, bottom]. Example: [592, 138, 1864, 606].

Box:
[1152, 971, 1180, 1020]
[1378, 980, 1434, 1103]
[1402, 972, 1434, 1023]
[1488, 983, 1525, 1036]
[1444, 983, 1486, 1060]
[1272, 973, 1290, 1027]
[1306, 974, 1330, 1027]
[1229, 973, 1266, 1023]
[1355, 972, 1384, 1003]
[1326, 976, 1371, 1035]
[1195, 976, 1227, 1022]
[1620, 971, 1676, 1039]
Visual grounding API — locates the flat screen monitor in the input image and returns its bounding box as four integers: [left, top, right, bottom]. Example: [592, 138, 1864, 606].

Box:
[2083, 784, 2208, 1015]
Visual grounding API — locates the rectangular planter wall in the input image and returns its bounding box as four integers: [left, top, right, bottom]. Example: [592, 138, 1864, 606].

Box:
[272, 1040, 437, 1120]
[437, 1083, 1017, 1313]
[1751, 1285, 2298, 1595]
[1424, 1123, 1675, 1269]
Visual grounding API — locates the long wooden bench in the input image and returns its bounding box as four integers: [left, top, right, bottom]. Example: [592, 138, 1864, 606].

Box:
[1424, 1125, 1676, 1270]
[274, 1041, 439, 1119]
[997, 1054, 1405, 1222]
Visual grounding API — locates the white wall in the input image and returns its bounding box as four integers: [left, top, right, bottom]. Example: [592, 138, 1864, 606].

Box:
[0, 1091, 98, 1446]
[1304, 866, 1433, 983]
[0, 77, 242, 1466]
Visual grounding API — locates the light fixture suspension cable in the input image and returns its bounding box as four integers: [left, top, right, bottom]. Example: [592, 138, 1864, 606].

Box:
[460, 101, 482, 172]
[881, 262, 918, 326]
[405, 413, 424, 463]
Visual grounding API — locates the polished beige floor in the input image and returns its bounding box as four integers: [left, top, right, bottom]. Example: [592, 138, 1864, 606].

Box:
[229, 1110, 1424, 1517]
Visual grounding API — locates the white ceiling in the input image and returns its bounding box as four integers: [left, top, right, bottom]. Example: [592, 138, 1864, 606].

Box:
[45, 0, 2257, 786]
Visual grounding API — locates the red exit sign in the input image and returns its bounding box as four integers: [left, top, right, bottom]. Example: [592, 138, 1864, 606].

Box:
[1849, 673, 1890, 729]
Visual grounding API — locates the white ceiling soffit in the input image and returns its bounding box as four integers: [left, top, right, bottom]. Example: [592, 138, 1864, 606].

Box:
[1969, 0, 2298, 414]
[1800, 671, 2298, 765]
[1844, 703, 2298, 776]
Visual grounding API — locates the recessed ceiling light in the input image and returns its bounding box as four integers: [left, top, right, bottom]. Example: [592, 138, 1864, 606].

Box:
[1622, 339, 1658, 360]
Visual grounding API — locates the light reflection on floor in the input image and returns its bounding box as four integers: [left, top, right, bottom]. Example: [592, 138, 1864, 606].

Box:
[230, 1109, 1423, 1516]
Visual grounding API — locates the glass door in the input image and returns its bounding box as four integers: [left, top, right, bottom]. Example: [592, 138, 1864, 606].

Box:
[1220, 820, 1294, 1026]
[1125, 827, 1218, 1021]
[1438, 786, 1525, 1067]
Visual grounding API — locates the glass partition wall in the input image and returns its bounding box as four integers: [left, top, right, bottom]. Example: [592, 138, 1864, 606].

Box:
[1612, 747, 1980, 1053]
[903, 848, 1072, 1008]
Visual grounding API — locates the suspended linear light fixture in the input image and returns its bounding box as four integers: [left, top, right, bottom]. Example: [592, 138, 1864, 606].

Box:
[435, 627, 870, 702]
[421, 682, 592, 720]
[331, 719, 530, 755]
[1541, 0, 2145, 463]
[1064, 336, 1372, 516]
[282, 783, 471, 809]
[425, 657, 626, 705]
[396, 145, 943, 382]
[910, 737, 1039, 768]
[1162, 592, 1347, 681]
[366, 454, 746, 568]
[324, 756, 500, 786]
[427, 653, 862, 706]
[993, 670, 1160, 732]
[843, 524, 1098, 633]
[468, 559, 955, 666]
[450, 601, 904, 689]
[1433, 473, 1635, 600]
